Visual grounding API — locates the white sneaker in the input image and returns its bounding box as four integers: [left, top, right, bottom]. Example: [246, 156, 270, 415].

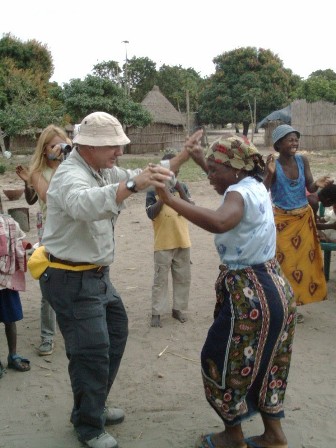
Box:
[38, 340, 54, 356]
[85, 431, 118, 448]
[104, 407, 125, 425]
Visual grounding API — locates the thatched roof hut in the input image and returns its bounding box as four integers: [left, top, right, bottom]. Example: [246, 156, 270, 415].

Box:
[127, 85, 187, 154]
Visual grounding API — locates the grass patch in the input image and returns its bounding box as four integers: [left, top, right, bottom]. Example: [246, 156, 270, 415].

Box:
[177, 159, 208, 182]
[118, 157, 161, 170]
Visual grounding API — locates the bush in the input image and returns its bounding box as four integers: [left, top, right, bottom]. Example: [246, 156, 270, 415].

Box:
[0, 164, 6, 174]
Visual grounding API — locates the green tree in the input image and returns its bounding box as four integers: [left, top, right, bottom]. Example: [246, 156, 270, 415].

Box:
[198, 47, 300, 135]
[92, 60, 122, 85]
[309, 69, 336, 81]
[156, 65, 204, 112]
[90, 58, 204, 114]
[0, 33, 53, 82]
[0, 101, 64, 136]
[125, 56, 157, 102]
[293, 70, 336, 103]
[62, 75, 152, 126]
[0, 33, 65, 136]
[91, 57, 157, 102]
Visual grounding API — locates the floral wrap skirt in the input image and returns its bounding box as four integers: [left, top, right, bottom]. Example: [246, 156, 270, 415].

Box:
[201, 257, 296, 426]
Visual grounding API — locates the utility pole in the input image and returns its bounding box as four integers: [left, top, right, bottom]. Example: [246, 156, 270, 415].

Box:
[186, 90, 190, 136]
[121, 40, 129, 96]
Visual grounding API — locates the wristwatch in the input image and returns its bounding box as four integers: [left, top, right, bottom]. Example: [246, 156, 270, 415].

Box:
[126, 179, 138, 193]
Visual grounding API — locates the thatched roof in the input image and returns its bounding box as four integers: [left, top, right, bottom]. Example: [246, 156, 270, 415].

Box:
[141, 85, 185, 126]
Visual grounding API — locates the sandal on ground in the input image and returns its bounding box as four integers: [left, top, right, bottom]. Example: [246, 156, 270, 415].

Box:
[296, 313, 304, 324]
[195, 434, 216, 448]
[7, 354, 31, 372]
[245, 436, 288, 448]
[0, 360, 6, 378]
[195, 433, 247, 448]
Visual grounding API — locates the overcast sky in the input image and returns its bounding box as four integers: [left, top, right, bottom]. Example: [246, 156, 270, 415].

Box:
[1, 0, 334, 86]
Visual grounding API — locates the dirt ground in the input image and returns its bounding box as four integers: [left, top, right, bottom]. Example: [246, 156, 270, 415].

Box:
[0, 150, 336, 448]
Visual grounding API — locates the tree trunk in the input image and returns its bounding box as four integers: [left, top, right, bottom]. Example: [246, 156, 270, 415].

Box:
[242, 121, 249, 136]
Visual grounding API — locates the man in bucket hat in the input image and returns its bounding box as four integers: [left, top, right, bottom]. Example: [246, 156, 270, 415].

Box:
[33, 111, 198, 448]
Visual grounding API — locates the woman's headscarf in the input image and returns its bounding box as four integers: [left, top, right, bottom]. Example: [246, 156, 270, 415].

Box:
[206, 135, 264, 172]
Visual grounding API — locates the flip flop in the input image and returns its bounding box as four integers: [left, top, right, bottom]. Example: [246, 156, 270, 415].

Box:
[7, 354, 31, 372]
[195, 434, 216, 448]
[296, 313, 304, 323]
[195, 433, 247, 448]
[245, 437, 288, 448]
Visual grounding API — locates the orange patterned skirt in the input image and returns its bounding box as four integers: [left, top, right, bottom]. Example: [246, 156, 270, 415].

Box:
[273, 205, 327, 305]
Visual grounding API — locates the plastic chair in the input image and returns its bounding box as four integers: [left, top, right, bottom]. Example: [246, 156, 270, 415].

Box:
[319, 203, 336, 281]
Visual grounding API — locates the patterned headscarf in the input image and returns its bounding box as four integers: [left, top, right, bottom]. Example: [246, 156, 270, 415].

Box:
[206, 135, 264, 172]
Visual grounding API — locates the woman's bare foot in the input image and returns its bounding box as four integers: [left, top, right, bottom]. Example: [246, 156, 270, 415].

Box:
[151, 315, 162, 327]
[172, 309, 187, 323]
[196, 431, 246, 448]
[245, 435, 288, 447]
[254, 415, 288, 447]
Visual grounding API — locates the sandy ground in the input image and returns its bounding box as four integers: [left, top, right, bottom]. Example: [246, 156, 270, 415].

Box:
[0, 154, 336, 448]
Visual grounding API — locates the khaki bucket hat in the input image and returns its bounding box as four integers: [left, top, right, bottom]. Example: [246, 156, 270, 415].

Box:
[73, 112, 130, 146]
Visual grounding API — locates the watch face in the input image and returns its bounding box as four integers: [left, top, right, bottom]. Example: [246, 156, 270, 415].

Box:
[126, 180, 137, 192]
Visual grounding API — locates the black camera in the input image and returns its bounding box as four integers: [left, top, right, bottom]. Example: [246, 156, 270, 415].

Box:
[59, 143, 72, 159]
[60, 143, 72, 154]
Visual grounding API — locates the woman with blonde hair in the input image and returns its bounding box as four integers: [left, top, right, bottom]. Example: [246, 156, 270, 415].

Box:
[27, 125, 70, 217]
[16, 124, 71, 356]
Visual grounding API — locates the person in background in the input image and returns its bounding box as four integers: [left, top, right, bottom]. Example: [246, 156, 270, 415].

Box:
[318, 204, 336, 241]
[29, 112, 200, 448]
[307, 183, 336, 217]
[264, 124, 333, 323]
[146, 152, 193, 328]
[16, 125, 70, 355]
[0, 214, 31, 376]
[307, 184, 336, 240]
[156, 133, 296, 448]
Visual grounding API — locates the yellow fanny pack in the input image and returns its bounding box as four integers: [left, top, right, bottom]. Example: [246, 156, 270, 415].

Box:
[27, 245, 97, 280]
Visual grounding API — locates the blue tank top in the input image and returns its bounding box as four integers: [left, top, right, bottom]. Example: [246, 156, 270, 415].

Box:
[270, 154, 308, 210]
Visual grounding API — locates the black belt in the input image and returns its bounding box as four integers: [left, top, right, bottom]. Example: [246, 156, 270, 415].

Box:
[47, 253, 106, 270]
